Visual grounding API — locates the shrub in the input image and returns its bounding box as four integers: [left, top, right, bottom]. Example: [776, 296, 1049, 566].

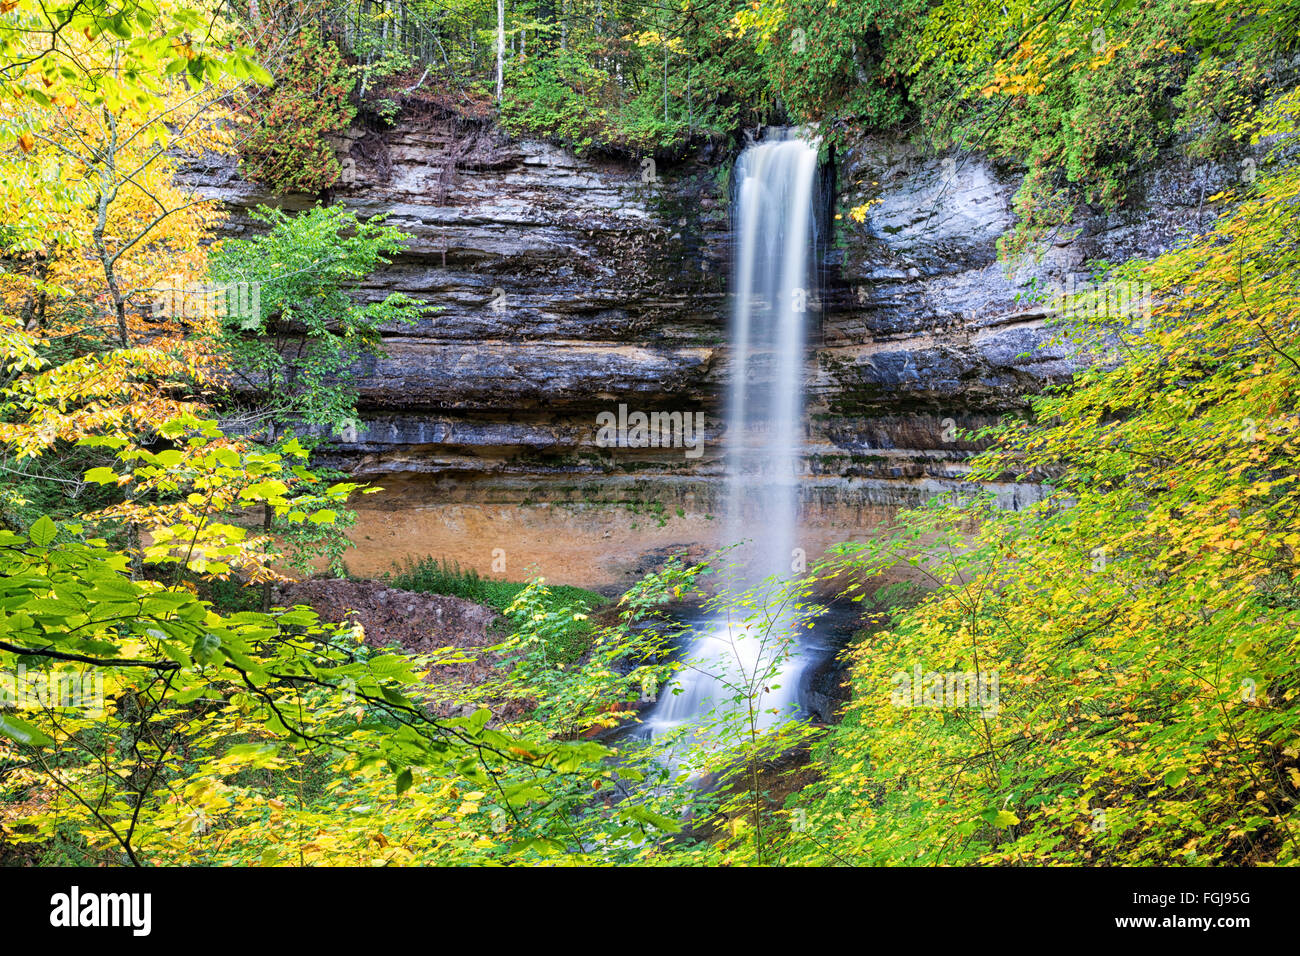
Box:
[240, 29, 356, 194]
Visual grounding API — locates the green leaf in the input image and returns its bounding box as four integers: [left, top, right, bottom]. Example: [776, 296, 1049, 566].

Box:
[1164, 767, 1188, 788]
[507, 837, 564, 856]
[95, 576, 140, 601]
[465, 707, 491, 734]
[395, 768, 413, 795]
[28, 515, 57, 547]
[281, 437, 309, 459]
[83, 467, 120, 485]
[192, 632, 223, 665]
[0, 713, 54, 747]
[242, 479, 288, 501]
[621, 804, 682, 833]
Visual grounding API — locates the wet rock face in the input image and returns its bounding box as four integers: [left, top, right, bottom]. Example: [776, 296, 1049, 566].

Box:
[184, 123, 731, 414]
[183, 115, 1230, 584]
[816, 132, 1231, 423]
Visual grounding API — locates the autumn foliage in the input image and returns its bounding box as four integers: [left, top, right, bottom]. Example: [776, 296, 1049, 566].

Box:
[239, 28, 356, 194]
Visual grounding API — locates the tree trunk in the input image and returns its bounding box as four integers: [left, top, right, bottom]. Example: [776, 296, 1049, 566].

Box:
[663, 42, 669, 123]
[260, 420, 278, 612]
[260, 501, 274, 612]
[495, 0, 505, 103]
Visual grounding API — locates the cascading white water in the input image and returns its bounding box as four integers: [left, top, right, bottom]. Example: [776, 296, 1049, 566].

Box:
[644, 133, 819, 747]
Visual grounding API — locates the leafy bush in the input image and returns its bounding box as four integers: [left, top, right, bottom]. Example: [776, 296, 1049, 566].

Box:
[240, 29, 356, 194]
[210, 203, 430, 433]
[208, 203, 432, 579]
[501, 46, 683, 153]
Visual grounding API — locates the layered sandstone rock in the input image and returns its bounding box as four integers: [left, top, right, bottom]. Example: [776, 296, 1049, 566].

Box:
[180, 111, 1233, 588]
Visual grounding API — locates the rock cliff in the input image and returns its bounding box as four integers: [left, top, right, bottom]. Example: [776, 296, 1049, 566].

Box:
[181, 110, 1234, 589]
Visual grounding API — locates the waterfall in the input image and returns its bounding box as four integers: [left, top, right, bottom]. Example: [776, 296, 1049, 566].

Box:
[643, 132, 819, 749]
